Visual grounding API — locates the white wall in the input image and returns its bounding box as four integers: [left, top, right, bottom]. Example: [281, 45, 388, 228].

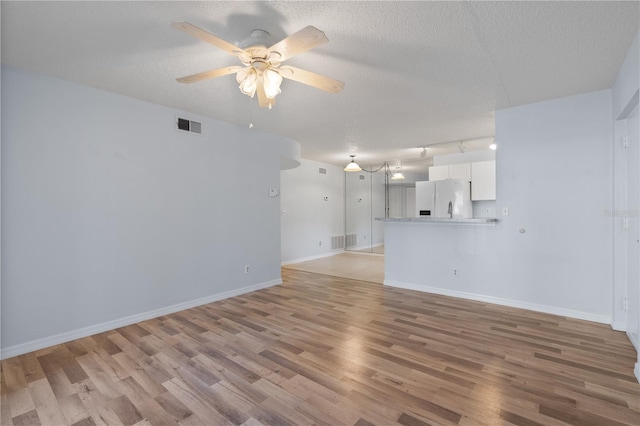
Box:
[385, 89, 614, 323]
[280, 159, 344, 264]
[1, 66, 298, 357]
[613, 33, 639, 120]
[494, 89, 613, 316]
[611, 31, 640, 381]
[432, 150, 496, 166]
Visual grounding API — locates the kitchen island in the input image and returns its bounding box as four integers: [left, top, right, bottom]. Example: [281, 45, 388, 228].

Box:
[378, 217, 498, 224]
[376, 216, 609, 324]
[376, 217, 499, 299]
[377, 216, 506, 312]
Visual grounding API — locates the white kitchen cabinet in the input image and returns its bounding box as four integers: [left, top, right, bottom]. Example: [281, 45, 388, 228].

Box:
[428, 165, 449, 181]
[449, 163, 471, 181]
[471, 160, 496, 200]
[429, 163, 471, 181]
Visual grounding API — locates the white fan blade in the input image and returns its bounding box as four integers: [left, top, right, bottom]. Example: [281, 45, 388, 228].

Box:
[266, 26, 328, 62]
[278, 66, 344, 93]
[176, 66, 244, 84]
[172, 22, 247, 57]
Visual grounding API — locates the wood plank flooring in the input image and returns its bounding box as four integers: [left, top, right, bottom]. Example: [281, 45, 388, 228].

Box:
[2, 269, 639, 425]
[283, 253, 384, 284]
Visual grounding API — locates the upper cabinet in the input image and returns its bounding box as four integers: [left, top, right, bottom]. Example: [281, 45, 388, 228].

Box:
[449, 163, 471, 181]
[428, 165, 450, 181]
[429, 161, 496, 200]
[471, 160, 496, 200]
[428, 163, 471, 182]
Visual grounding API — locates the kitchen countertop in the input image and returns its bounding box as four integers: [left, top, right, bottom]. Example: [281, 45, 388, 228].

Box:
[376, 217, 498, 224]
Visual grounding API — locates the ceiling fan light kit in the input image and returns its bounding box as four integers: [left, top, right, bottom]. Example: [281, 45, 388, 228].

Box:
[172, 22, 344, 108]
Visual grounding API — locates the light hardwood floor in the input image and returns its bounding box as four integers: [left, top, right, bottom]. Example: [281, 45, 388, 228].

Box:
[283, 252, 384, 284]
[2, 269, 639, 425]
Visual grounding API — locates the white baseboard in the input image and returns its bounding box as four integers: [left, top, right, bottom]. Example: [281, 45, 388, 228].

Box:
[611, 320, 627, 332]
[628, 330, 639, 352]
[635, 363, 640, 384]
[281, 250, 344, 266]
[0, 279, 282, 360]
[384, 280, 612, 325]
[346, 243, 383, 252]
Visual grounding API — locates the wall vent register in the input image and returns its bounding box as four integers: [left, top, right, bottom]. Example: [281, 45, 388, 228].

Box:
[176, 117, 202, 134]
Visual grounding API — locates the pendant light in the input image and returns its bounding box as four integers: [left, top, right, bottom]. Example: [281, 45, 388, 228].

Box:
[344, 155, 362, 172]
[391, 161, 405, 180]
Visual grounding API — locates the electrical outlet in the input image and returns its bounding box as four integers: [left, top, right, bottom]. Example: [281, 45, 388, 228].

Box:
[244, 265, 250, 274]
[623, 297, 629, 312]
[452, 268, 458, 276]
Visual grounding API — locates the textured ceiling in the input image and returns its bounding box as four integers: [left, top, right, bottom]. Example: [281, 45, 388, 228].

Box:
[2, 1, 638, 168]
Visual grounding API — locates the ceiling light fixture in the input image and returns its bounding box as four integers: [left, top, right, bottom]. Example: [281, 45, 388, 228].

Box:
[235, 64, 282, 105]
[390, 161, 405, 180]
[344, 155, 362, 172]
[172, 23, 344, 109]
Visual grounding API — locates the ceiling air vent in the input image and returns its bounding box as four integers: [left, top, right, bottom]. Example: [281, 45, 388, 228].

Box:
[319, 168, 327, 175]
[176, 117, 202, 135]
[359, 175, 365, 180]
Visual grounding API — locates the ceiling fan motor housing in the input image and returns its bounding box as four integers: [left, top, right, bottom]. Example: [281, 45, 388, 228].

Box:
[239, 29, 271, 50]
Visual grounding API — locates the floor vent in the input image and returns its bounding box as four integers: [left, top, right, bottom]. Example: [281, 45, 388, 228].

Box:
[319, 168, 327, 175]
[176, 117, 202, 135]
[346, 233, 357, 247]
[331, 235, 345, 250]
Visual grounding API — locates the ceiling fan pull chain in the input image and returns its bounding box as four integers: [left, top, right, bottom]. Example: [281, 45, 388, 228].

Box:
[249, 95, 254, 129]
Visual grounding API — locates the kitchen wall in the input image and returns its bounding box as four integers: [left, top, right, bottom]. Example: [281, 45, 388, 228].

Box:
[385, 89, 614, 323]
[1, 66, 299, 358]
[432, 150, 496, 166]
[280, 159, 344, 264]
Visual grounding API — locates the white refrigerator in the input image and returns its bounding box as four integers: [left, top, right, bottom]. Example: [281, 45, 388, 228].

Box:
[415, 179, 472, 218]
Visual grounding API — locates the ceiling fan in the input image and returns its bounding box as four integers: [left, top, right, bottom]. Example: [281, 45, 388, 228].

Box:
[172, 22, 344, 108]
